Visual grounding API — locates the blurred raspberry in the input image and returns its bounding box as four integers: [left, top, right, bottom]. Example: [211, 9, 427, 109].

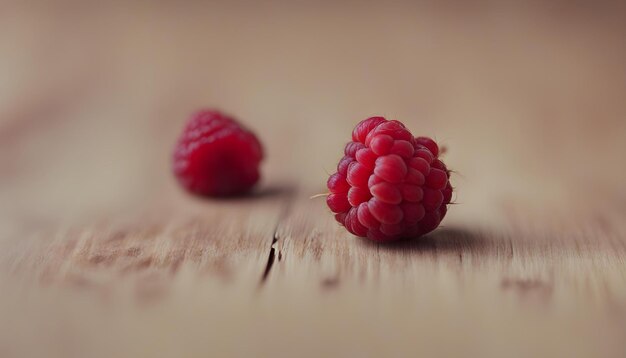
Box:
[173, 110, 263, 196]
[327, 117, 453, 242]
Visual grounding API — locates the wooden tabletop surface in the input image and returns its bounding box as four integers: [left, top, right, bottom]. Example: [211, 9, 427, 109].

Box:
[1, 2, 626, 357]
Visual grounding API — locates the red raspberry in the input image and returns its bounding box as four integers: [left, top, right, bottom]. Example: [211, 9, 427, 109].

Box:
[327, 117, 453, 242]
[173, 110, 263, 196]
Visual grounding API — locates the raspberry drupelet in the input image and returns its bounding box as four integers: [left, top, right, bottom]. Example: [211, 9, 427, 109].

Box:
[173, 110, 263, 197]
[327, 117, 452, 242]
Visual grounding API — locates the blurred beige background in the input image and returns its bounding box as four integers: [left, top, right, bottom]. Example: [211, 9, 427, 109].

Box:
[1, 1, 626, 357]
[1, 0, 625, 222]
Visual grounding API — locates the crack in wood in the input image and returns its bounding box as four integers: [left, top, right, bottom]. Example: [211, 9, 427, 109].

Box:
[259, 186, 296, 285]
[508, 236, 515, 260]
[260, 231, 278, 283]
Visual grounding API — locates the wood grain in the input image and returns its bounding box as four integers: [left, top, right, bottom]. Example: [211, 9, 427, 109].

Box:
[1, 1, 626, 357]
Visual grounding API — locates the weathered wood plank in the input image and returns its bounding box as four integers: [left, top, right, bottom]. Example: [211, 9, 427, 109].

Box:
[1, 1, 626, 357]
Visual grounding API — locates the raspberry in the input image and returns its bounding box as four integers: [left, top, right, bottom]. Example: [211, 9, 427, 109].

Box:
[327, 117, 453, 242]
[173, 109, 263, 196]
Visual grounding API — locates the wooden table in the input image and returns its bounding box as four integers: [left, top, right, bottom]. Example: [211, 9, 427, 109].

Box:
[1, 2, 625, 357]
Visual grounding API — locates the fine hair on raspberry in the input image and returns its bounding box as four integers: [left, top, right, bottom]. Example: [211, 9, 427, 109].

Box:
[327, 116, 453, 242]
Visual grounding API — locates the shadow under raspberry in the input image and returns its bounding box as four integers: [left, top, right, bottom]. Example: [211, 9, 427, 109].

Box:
[187, 182, 296, 202]
[358, 226, 501, 256]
